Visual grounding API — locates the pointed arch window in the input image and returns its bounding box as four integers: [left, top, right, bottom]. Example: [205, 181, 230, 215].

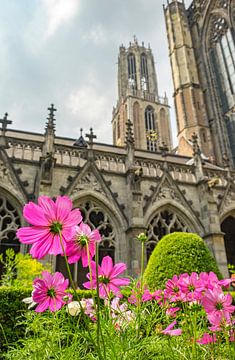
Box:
[127, 53, 137, 89]
[141, 53, 149, 91]
[78, 200, 115, 264]
[146, 209, 189, 260]
[0, 195, 21, 276]
[145, 106, 157, 151]
[56, 199, 116, 288]
[208, 16, 235, 111]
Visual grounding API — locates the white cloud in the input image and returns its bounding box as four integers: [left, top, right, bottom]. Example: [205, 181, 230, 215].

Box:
[83, 24, 107, 45]
[66, 84, 110, 129]
[42, 0, 80, 38]
[24, 0, 80, 53]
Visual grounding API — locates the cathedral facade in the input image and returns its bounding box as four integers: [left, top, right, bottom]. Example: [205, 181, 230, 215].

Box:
[0, 0, 235, 281]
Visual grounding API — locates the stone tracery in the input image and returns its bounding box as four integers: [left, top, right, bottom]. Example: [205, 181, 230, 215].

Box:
[0, 194, 21, 274]
[146, 209, 189, 259]
[77, 199, 116, 262]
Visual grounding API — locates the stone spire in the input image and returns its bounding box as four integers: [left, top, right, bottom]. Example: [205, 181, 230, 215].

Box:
[125, 119, 135, 147]
[43, 104, 56, 156]
[0, 112, 12, 148]
[191, 133, 204, 181]
[74, 128, 87, 148]
[85, 128, 97, 160]
[45, 104, 56, 136]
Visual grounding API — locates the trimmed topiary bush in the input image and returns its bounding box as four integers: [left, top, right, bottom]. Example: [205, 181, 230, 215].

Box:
[144, 232, 222, 290]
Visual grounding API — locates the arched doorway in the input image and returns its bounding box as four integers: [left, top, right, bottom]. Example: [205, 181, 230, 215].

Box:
[221, 216, 235, 267]
[0, 194, 22, 277]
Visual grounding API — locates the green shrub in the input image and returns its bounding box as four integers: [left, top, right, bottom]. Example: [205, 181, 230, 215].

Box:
[0, 286, 94, 355]
[144, 232, 222, 290]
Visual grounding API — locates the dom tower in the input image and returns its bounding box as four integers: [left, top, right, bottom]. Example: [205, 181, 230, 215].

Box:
[112, 38, 172, 152]
[164, 0, 235, 165]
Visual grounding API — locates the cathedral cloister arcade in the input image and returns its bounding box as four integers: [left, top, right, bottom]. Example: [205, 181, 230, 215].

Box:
[144, 202, 204, 261]
[0, 187, 23, 275]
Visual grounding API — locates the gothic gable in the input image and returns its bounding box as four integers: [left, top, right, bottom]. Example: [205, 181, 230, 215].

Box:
[65, 160, 127, 222]
[218, 180, 235, 215]
[0, 149, 28, 203]
[144, 170, 203, 230]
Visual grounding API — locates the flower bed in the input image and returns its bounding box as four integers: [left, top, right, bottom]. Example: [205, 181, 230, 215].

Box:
[2, 195, 235, 360]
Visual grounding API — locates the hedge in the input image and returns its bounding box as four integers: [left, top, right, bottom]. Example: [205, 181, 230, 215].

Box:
[0, 286, 94, 354]
[144, 232, 222, 290]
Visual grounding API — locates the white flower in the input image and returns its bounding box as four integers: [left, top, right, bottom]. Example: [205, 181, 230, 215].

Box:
[22, 297, 37, 310]
[67, 300, 86, 316]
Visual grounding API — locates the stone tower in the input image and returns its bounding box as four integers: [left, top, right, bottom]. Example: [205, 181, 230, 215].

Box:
[164, 1, 215, 160]
[112, 37, 172, 152]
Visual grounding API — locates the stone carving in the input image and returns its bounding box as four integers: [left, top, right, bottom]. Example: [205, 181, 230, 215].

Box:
[41, 152, 55, 182]
[0, 160, 14, 186]
[71, 172, 106, 196]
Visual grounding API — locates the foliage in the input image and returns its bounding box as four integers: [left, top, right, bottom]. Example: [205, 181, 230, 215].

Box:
[0, 286, 94, 355]
[0, 249, 16, 287]
[143, 232, 222, 290]
[0, 249, 51, 288]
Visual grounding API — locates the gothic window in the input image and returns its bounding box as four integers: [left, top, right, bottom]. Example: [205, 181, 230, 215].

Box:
[146, 209, 189, 260]
[200, 129, 207, 143]
[208, 16, 235, 112]
[133, 102, 140, 146]
[0, 195, 21, 276]
[56, 200, 116, 287]
[145, 106, 157, 152]
[127, 53, 137, 89]
[141, 53, 149, 91]
[78, 200, 115, 264]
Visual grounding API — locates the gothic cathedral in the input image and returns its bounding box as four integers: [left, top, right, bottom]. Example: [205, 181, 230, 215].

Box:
[0, 0, 235, 281]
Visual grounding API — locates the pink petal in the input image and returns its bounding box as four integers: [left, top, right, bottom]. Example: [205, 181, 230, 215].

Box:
[38, 196, 56, 219]
[65, 208, 82, 227]
[101, 256, 113, 277]
[17, 227, 50, 244]
[110, 263, 127, 279]
[111, 278, 130, 287]
[35, 298, 50, 312]
[79, 222, 91, 235]
[23, 202, 48, 226]
[55, 196, 72, 222]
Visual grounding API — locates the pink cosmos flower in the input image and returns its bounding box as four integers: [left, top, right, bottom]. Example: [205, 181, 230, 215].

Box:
[166, 307, 181, 318]
[142, 289, 163, 303]
[201, 286, 235, 319]
[83, 256, 130, 298]
[32, 271, 71, 312]
[164, 275, 183, 302]
[178, 272, 204, 302]
[197, 333, 216, 345]
[66, 223, 101, 267]
[109, 297, 134, 330]
[199, 272, 219, 290]
[161, 320, 182, 336]
[17, 196, 82, 259]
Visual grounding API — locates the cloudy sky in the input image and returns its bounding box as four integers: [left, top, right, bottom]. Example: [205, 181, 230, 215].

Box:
[0, 0, 192, 145]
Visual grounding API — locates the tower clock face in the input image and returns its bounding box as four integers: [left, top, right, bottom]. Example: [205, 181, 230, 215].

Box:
[146, 130, 158, 141]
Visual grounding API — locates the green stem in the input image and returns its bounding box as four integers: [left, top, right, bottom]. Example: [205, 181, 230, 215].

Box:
[86, 242, 93, 293]
[58, 230, 98, 354]
[95, 243, 106, 360]
[137, 240, 145, 338]
[140, 241, 145, 293]
[58, 230, 77, 297]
